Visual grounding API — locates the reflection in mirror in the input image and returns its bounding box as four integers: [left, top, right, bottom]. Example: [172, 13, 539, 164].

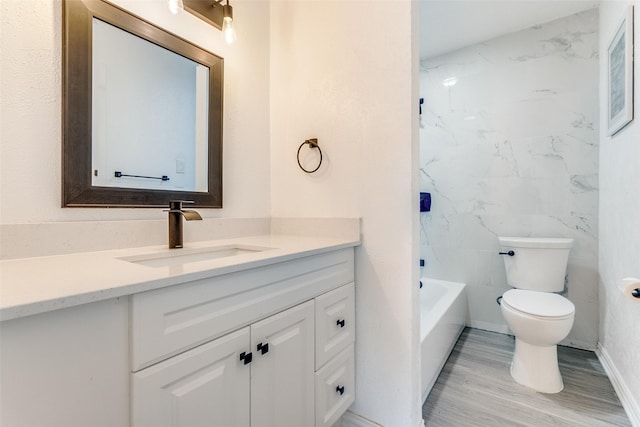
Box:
[62, 0, 223, 207]
[92, 19, 209, 192]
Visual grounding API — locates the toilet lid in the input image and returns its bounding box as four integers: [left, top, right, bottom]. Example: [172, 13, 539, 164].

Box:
[502, 289, 575, 318]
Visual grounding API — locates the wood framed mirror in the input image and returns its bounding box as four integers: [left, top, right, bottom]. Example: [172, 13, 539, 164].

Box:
[62, 0, 223, 207]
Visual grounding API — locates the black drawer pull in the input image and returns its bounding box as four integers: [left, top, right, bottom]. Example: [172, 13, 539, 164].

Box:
[257, 342, 269, 355]
[336, 319, 346, 328]
[336, 385, 345, 395]
[239, 352, 252, 365]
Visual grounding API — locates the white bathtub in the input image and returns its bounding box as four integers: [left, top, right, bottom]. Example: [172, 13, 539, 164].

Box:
[420, 278, 467, 403]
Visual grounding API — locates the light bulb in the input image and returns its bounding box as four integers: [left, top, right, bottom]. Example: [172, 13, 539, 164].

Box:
[168, 0, 184, 15]
[222, 18, 236, 44]
[222, 3, 236, 44]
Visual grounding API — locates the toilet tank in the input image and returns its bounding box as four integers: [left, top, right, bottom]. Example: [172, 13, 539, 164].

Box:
[498, 237, 573, 292]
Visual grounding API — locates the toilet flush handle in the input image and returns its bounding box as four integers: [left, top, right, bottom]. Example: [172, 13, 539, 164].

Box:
[499, 250, 515, 256]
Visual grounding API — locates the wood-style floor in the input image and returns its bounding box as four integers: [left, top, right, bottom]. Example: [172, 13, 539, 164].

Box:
[423, 328, 631, 426]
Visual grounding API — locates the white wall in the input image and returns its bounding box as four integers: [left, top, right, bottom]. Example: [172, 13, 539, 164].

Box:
[269, 1, 421, 426]
[420, 9, 600, 349]
[598, 2, 640, 424]
[0, 0, 270, 226]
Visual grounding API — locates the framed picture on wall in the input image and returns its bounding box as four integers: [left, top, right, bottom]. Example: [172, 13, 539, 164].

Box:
[608, 5, 634, 136]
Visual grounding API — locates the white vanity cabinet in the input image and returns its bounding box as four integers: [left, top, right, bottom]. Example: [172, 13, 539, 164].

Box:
[0, 235, 359, 427]
[132, 301, 315, 427]
[130, 248, 355, 427]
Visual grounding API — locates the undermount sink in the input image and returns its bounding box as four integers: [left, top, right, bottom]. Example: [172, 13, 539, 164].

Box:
[119, 244, 274, 268]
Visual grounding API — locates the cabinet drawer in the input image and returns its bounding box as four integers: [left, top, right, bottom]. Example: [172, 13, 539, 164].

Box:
[315, 345, 355, 427]
[315, 283, 355, 369]
[131, 249, 354, 371]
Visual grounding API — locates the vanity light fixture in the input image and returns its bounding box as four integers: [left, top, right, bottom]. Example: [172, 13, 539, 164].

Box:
[221, 0, 236, 44]
[170, 0, 236, 44]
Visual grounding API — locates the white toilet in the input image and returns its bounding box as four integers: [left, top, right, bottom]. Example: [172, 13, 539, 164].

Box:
[498, 236, 575, 393]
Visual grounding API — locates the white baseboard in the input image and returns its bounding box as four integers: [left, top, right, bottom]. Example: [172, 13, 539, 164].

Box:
[468, 322, 596, 352]
[596, 344, 640, 427]
[340, 411, 383, 427]
[340, 411, 424, 427]
[559, 339, 594, 351]
[468, 320, 510, 335]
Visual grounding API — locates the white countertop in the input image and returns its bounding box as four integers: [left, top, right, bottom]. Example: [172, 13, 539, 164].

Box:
[0, 235, 359, 322]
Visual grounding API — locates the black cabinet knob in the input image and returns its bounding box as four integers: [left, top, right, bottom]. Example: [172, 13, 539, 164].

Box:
[336, 319, 346, 328]
[239, 351, 252, 365]
[257, 342, 269, 355]
[336, 385, 345, 395]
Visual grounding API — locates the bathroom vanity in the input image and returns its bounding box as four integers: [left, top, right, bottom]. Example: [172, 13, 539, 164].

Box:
[0, 235, 358, 427]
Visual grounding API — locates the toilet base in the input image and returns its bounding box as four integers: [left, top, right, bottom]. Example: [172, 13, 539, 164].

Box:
[510, 338, 564, 393]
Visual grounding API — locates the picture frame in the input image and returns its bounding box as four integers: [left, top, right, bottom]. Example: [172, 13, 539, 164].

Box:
[607, 6, 634, 136]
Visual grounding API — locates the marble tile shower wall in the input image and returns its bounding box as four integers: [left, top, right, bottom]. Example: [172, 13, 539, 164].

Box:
[419, 9, 599, 349]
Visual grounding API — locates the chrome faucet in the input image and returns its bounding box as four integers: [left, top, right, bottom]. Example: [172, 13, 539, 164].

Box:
[167, 201, 202, 249]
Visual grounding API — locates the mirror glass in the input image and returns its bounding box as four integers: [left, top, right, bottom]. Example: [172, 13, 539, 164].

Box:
[63, 0, 223, 207]
[92, 19, 209, 192]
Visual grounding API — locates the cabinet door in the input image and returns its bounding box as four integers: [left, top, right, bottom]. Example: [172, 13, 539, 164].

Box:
[251, 300, 315, 427]
[132, 327, 251, 427]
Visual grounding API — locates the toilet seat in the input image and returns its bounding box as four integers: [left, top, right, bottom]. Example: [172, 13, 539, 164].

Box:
[502, 289, 574, 319]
